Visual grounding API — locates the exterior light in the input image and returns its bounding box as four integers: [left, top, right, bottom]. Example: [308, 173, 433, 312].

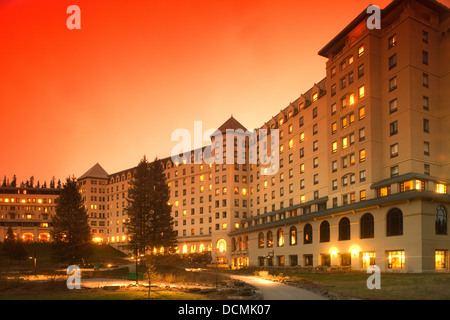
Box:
[352, 248, 359, 257]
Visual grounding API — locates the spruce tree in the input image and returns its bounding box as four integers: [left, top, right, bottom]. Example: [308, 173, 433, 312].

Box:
[148, 158, 177, 254]
[50, 177, 91, 263]
[125, 156, 176, 255]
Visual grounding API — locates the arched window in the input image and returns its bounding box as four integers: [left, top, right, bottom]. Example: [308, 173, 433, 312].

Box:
[267, 231, 273, 248]
[360, 213, 374, 239]
[436, 205, 448, 235]
[320, 221, 330, 242]
[231, 237, 236, 252]
[386, 208, 403, 236]
[338, 217, 351, 241]
[277, 228, 284, 247]
[216, 239, 226, 253]
[304, 223, 312, 244]
[289, 226, 297, 245]
[237, 236, 242, 251]
[258, 232, 264, 248]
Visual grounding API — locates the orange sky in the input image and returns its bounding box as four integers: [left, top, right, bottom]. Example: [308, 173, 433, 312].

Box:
[2, 0, 441, 184]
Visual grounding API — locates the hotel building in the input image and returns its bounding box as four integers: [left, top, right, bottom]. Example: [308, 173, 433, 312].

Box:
[1, 0, 448, 273]
[83, 0, 450, 272]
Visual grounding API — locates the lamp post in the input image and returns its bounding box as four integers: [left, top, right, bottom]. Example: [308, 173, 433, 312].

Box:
[268, 250, 274, 278]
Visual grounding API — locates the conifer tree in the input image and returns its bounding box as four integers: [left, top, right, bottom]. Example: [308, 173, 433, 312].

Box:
[125, 156, 176, 255]
[50, 177, 91, 263]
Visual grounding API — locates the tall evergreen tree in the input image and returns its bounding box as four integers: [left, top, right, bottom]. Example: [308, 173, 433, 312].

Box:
[125, 156, 176, 255]
[50, 177, 91, 263]
[11, 174, 17, 187]
[148, 158, 177, 253]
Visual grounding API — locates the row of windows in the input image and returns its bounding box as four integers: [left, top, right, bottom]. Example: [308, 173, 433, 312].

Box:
[256, 206, 447, 248]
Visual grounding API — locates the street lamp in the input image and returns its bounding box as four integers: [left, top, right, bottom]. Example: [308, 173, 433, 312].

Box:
[267, 250, 274, 278]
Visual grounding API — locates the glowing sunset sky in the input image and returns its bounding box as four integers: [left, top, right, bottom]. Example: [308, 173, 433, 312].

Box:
[2, 0, 444, 184]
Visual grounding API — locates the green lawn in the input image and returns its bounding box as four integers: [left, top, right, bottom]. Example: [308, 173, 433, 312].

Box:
[284, 272, 450, 300]
[0, 289, 208, 300]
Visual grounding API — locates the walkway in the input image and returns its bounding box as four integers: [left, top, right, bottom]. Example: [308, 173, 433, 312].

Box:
[230, 275, 329, 300]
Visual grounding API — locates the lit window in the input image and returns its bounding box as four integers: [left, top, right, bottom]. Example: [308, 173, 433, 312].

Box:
[359, 106, 365, 119]
[332, 141, 338, 153]
[300, 132, 305, 142]
[279, 118, 284, 126]
[200, 175, 204, 182]
[436, 250, 447, 269]
[349, 93, 355, 105]
[289, 139, 294, 149]
[331, 122, 337, 134]
[300, 195, 306, 203]
[362, 252, 376, 268]
[359, 149, 366, 162]
[359, 86, 365, 98]
[436, 184, 447, 194]
[242, 188, 247, 196]
[313, 93, 318, 101]
[300, 163, 305, 173]
[358, 45, 365, 57]
[388, 250, 405, 269]
[342, 137, 348, 149]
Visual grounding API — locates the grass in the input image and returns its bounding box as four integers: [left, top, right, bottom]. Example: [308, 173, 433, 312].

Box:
[282, 272, 450, 300]
[0, 289, 209, 300]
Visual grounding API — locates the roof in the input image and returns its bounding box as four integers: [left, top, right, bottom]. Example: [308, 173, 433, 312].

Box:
[78, 163, 109, 180]
[318, 0, 450, 58]
[211, 116, 248, 136]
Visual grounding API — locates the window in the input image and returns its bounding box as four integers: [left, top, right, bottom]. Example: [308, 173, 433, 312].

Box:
[390, 121, 398, 136]
[424, 141, 430, 156]
[349, 93, 355, 105]
[389, 76, 397, 91]
[391, 165, 399, 177]
[436, 184, 447, 194]
[378, 186, 391, 197]
[435, 250, 448, 269]
[299, 116, 304, 127]
[359, 127, 365, 141]
[423, 96, 429, 110]
[362, 252, 376, 268]
[331, 84, 336, 97]
[358, 45, 365, 57]
[423, 50, 429, 65]
[359, 149, 366, 162]
[267, 231, 273, 248]
[332, 179, 338, 190]
[387, 250, 405, 269]
[390, 143, 398, 158]
[313, 93, 318, 101]
[359, 106, 365, 120]
[289, 226, 297, 245]
[436, 205, 447, 235]
[338, 217, 351, 241]
[389, 98, 398, 113]
[332, 141, 338, 154]
[360, 190, 366, 201]
[313, 140, 318, 152]
[360, 170, 366, 182]
[386, 208, 403, 236]
[361, 213, 374, 239]
[277, 229, 284, 247]
[331, 122, 337, 134]
[331, 66, 336, 78]
[332, 160, 337, 172]
[422, 30, 429, 44]
[304, 224, 312, 244]
[389, 54, 397, 69]
[423, 73, 429, 88]
[358, 64, 364, 78]
[320, 221, 330, 243]
[388, 34, 397, 48]
[423, 118, 430, 133]
[313, 107, 318, 118]
[331, 103, 337, 115]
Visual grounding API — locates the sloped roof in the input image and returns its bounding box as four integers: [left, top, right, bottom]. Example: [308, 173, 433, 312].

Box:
[78, 163, 109, 180]
[211, 116, 248, 137]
